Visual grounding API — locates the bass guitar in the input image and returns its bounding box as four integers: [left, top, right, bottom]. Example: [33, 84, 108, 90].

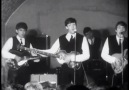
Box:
[111, 49, 128, 74]
[19, 45, 81, 69]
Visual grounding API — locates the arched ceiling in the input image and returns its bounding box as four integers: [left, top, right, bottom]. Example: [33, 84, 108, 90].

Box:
[2, 0, 26, 24]
[1, 0, 128, 46]
[2, 0, 127, 24]
[1, 0, 25, 46]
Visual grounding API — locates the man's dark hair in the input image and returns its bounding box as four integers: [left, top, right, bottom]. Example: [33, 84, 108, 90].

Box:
[65, 17, 77, 26]
[83, 27, 92, 35]
[16, 22, 28, 31]
[115, 21, 127, 30]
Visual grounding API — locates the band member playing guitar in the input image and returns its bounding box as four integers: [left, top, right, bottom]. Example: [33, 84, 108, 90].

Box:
[101, 21, 128, 87]
[34, 17, 90, 87]
[2, 22, 37, 87]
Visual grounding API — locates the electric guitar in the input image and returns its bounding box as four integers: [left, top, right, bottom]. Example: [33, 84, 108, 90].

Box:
[111, 49, 128, 74]
[4, 49, 40, 70]
[19, 45, 81, 69]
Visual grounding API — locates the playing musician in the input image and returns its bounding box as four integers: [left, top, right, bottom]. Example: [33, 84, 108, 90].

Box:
[101, 21, 128, 87]
[36, 17, 90, 87]
[2, 22, 36, 86]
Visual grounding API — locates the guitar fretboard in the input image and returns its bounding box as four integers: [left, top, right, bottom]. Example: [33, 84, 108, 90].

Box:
[36, 50, 59, 58]
[24, 47, 59, 58]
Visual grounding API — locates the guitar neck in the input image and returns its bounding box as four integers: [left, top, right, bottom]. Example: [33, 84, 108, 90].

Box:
[24, 47, 59, 58]
[36, 50, 59, 58]
[24, 47, 32, 52]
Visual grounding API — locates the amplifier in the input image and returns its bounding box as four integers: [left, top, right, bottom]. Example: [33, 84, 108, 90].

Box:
[30, 74, 57, 85]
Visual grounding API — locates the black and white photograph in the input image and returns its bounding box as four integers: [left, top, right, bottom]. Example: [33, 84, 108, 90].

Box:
[1, 0, 128, 90]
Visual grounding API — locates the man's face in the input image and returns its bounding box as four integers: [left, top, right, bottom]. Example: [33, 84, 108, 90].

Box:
[66, 23, 77, 34]
[16, 28, 26, 38]
[115, 25, 126, 38]
[85, 31, 93, 39]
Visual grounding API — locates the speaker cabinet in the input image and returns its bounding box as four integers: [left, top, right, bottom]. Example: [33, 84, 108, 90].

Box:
[30, 36, 50, 49]
[84, 60, 107, 86]
[27, 35, 50, 74]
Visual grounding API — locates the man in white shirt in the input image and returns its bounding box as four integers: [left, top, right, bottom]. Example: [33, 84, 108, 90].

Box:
[37, 17, 90, 87]
[101, 21, 128, 87]
[2, 22, 36, 87]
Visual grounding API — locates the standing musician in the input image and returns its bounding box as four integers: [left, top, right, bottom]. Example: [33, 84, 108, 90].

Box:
[36, 17, 90, 87]
[101, 21, 128, 87]
[2, 22, 36, 87]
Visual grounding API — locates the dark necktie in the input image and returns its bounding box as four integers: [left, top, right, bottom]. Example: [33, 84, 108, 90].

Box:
[20, 39, 23, 45]
[70, 35, 74, 42]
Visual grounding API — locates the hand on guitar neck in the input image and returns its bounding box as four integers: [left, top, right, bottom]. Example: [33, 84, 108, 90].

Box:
[18, 45, 47, 57]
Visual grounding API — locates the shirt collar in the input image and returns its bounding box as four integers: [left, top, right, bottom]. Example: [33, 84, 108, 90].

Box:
[88, 37, 95, 41]
[16, 35, 25, 44]
[116, 35, 124, 44]
[16, 35, 24, 40]
[88, 37, 95, 44]
[66, 33, 76, 41]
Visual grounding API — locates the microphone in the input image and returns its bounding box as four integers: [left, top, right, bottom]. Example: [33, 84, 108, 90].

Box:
[74, 29, 77, 33]
[120, 32, 125, 35]
[46, 34, 48, 37]
[120, 32, 125, 38]
[42, 33, 48, 37]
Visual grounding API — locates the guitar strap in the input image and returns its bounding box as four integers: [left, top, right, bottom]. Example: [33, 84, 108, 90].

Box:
[20, 39, 23, 45]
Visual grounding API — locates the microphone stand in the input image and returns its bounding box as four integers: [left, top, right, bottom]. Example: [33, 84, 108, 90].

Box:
[45, 35, 49, 72]
[73, 33, 76, 85]
[121, 39, 124, 85]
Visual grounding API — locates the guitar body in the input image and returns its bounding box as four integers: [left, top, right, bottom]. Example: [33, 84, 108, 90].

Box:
[56, 50, 81, 69]
[5, 50, 39, 70]
[5, 58, 19, 70]
[111, 49, 128, 74]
